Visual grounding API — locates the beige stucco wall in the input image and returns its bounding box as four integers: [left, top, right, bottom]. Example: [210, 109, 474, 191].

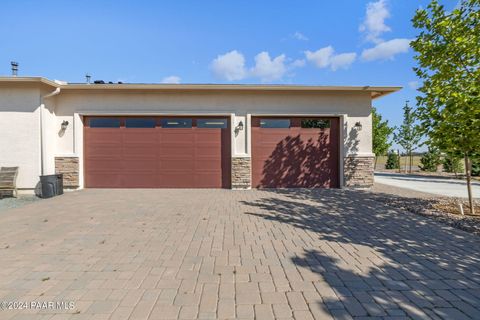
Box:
[55, 90, 373, 152]
[0, 86, 41, 190]
[1, 87, 374, 190]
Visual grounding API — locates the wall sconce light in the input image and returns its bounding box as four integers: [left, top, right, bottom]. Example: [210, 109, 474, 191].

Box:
[234, 121, 244, 137]
[354, 121, 362, 131]
[61, 120, 69, 130]
[236, 121, 244, 131]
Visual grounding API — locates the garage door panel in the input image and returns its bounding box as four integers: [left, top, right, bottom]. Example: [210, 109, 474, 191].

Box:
[160, 130, 195, 143]
[85, 116, 230, 188]
[157, 173, 194, 188]
[123, 146, 157, 158]
[195, 159, 221, 170]
[195, 130, 221, 141]
[86, 173, 122, 188]
[196, 146, 221, 157]
[160, 159, 195, 170]
[86, 132, 122, 144]
[159, 146, 195, 156]
[123, 159, 158, 171]
[86, 146, 123, 158]
[120, 173, 158, 188]
[85, 159, 123, 171]
[252, 117, 339, 188]
[123, 131, 157, 143]
[194, 173, 222, 188]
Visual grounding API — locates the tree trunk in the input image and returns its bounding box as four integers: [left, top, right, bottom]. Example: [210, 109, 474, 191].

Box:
[411, 153, 414, 173]
[464, 154, 475, 215]
[397, 150, 401, 173]
[409, 152, 413, 173]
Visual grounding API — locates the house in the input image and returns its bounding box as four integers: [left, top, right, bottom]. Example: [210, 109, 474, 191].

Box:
[0, 77, 400, 192]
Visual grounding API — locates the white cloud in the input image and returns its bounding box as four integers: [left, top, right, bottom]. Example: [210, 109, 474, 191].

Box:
[211, 50, 247, 81]
[408, 81, 419, 89]
[329, 53, 357, 71]
[250, 52, 287, 82]
[291, 59, 306, 68]
[359, 0, 391, 43]
[306, 46, 334, 68]
[361, 38, 411, 61]
[305, 46, 357, 71]
[292, 32, 308, 41]
[161, 75, 181, 84]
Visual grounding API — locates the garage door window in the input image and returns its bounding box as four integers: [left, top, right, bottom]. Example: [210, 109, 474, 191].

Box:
[126, 118, 156, 128]
[161, 118, 192, 128]
[260, 119, 290, 128]
[301, 119, 330, 129]
[89, 118, 121, 128]
[197, 119, 227, 128]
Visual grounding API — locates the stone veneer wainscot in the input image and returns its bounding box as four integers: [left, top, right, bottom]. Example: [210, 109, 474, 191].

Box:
[231, 157, 251, 189]
[55, 157, 79, 188]
[343, 156, 375, 188]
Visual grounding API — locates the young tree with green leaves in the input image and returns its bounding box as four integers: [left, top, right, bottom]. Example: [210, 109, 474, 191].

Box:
[372, 107, 394, 168]
[419, 147, 442, 172]
[385, 151, 400, 170]
[443, 153, 463, 176]
[394, 101, 422, 173]
[472, 155, 480, 176]
[411, 0, 480, 214]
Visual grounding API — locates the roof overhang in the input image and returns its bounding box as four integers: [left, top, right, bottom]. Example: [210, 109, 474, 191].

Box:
[0, 77, 401, 99]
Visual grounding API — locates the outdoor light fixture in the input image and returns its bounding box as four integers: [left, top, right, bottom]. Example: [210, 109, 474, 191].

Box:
[85, 73, 91, 84]
[234, 121, 244, 137]
[236, 121, 244, 131]
[61, 120, 69, 130]
[354, 121, 363, 131]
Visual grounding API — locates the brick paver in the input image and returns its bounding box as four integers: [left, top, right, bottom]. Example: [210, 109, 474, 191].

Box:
[0, 188, 479, 319]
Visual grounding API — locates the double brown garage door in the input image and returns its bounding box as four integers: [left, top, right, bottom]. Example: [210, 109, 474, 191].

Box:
[84, 116, 339, 189]
[84, 116, 231, 188]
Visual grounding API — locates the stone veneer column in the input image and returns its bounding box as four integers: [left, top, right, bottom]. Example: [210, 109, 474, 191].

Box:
[343, 155, 375, 188]
[231, 157, 251, 189]
[55, 157, 79, 188]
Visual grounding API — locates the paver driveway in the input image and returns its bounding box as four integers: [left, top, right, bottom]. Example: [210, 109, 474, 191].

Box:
[0, 189, 479, 320]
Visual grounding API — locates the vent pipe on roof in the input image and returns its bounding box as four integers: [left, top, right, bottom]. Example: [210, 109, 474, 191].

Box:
[11, 61, 18, 76]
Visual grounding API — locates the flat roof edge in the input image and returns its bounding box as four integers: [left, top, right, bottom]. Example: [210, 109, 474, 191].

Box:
[0, 77, 402, 98]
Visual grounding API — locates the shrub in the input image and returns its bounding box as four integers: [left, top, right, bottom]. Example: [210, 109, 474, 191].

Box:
[472, 156, 480, 177]
[443, 155, 463, 174]
[385, 152, 400, 169]
[419, 148, 441, 172]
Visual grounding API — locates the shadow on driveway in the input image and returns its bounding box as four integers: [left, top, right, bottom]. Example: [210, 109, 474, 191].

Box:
[241, 188, 480, 319]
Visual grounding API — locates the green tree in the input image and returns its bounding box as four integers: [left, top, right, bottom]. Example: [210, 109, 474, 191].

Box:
[419, 148, 441, 172]
[385, 151, 400, 170]
[472, 160, 480, 176]
[411, 0, 480, 214]
[443, 153, 463, 176]
[372, 107, 394, 168]
[393, 101, 422, 173]
[472, 154, 480, 176]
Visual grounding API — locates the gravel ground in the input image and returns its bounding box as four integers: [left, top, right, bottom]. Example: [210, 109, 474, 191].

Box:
[371, 182, 439, 198]
[371, 182, 480, 235]
[0, 195, 40, 213]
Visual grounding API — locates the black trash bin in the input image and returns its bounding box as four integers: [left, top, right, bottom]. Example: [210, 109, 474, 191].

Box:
[39, 174, 64, 198]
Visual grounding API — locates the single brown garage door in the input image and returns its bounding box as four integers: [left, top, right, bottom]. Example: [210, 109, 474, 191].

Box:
[84, 116, 230, 188]
[252, 117, 339, 188]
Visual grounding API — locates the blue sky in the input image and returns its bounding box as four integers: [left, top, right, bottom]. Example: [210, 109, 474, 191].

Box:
[0, 0, 457, 148]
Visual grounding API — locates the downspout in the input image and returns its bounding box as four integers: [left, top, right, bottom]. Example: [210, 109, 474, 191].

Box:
[39, 87, 61, 175]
